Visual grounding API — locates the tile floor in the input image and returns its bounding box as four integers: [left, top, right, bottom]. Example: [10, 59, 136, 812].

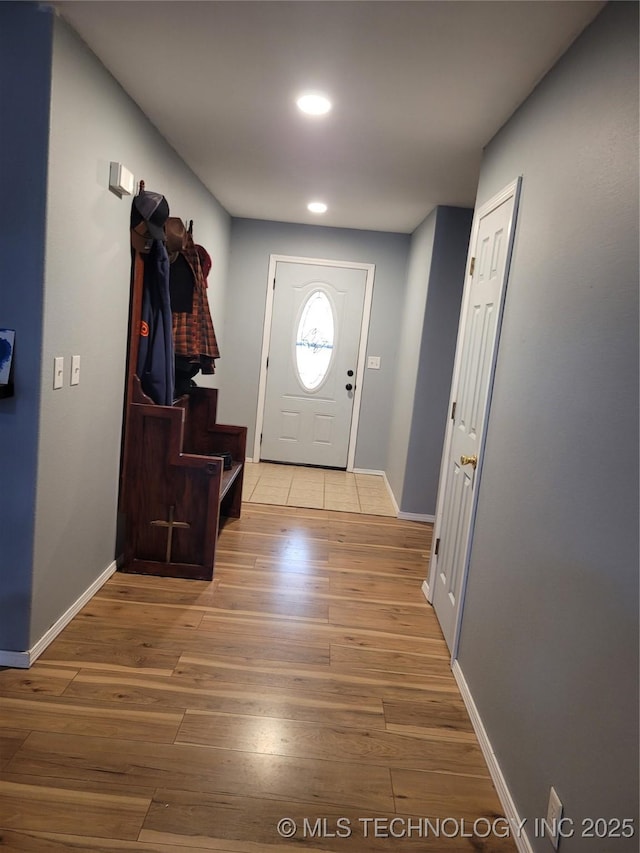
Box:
[242, 461, 397, 516]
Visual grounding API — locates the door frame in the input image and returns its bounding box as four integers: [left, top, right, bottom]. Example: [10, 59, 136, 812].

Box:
[253, 254, 376, 470]
[423, 177, 522, 659]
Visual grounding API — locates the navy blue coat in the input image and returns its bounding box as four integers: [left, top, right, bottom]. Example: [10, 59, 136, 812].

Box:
[137, 240, 174, 405]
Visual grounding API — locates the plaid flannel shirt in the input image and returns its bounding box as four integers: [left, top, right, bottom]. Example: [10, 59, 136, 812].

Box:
[172, 232, 220, 374]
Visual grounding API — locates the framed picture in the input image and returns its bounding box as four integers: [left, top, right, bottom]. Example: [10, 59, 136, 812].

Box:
[0, 329, 15, 385]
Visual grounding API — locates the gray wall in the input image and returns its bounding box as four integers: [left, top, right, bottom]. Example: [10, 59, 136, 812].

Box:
[0, 13, 231, 651]
[0, 2, 53, 651]
[402, 206, 472, 515]
[222, 218, 410, 470]
[386, 209, 437, 501]
[456, 3, 639, 847]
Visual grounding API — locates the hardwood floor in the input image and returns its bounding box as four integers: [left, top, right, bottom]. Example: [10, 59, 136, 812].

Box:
[0, 504, 516, 852]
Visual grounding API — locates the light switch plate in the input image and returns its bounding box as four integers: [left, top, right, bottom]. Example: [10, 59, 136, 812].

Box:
[546, 786, 563, 850]
[367, 356, 381, 369]
[71, 355, 81, 386]
[53, 356, 64, 389]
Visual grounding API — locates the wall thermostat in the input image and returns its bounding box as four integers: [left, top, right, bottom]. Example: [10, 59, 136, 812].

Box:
[109, 162, 135, 196]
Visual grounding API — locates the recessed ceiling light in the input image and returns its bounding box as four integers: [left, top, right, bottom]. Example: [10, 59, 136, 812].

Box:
[296, 92, 332, 116]
[307, 201, 328, 214]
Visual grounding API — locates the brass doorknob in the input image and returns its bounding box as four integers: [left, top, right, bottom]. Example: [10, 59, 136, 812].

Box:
[460, 454, 478, 469]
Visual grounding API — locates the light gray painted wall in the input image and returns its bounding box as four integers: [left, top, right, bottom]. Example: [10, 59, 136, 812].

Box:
[28, 17, 230, 646]
[386, 209, 437, 501]
[222, 218, 410, 470]
[456, 3, 638, 846]
[0, 2, 53, 652]
[402, 206, 472, 516]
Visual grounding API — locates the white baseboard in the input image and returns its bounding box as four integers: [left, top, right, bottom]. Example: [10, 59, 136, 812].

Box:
[0, 648, 30, 669]
[351, 468, 400, 515]
[0, 560, 117, 670]
[351, 470, 436, 523]
[382, 472, 400, 515]
[452, 660, 534, 853]
[421, 578, 431, 603]
[398, 511, 435, 523]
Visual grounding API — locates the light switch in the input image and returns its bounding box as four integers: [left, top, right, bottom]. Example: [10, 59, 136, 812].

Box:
[367, 356, 381, 369]
[53, 356, 64, 389]
[71, 355, 81, 386]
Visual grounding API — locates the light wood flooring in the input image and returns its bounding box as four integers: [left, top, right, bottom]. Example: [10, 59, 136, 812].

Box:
[0, 504, 515, 852]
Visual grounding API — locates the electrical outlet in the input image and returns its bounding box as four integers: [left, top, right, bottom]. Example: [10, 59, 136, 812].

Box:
[367, 356, 381, 369]
[53, 356, 64, 390]
[546, 786, 563, 850]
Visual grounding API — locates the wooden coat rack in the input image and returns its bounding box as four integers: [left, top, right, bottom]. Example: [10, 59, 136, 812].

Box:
[119, 180, 246, 580]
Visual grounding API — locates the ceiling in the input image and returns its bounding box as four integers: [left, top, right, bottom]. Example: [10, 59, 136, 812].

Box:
[54, 1, 603, 233]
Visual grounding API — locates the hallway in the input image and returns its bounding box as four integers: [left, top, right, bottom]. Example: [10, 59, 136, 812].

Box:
[0, 503, 515, 851]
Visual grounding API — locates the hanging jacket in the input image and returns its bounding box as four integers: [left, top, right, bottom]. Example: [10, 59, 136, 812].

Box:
[137, 239, 175, 405]
[169, 222, 220, 375]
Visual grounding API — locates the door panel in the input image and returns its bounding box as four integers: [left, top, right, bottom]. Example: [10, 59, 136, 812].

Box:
[261, 261, 367, 468]
[431, 180, 520, 651]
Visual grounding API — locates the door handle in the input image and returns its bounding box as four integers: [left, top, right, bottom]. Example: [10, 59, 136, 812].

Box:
[345, 383, 353, 391]
[460, 454, 478, 470]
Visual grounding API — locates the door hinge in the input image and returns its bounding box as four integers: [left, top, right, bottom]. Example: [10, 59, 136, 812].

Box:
[266, 356, 269, 369]
[260, 433, 263, 444]
[451, 401, 457, 421]
[273, 277, 276, 289]
[469, 257, 476, 276]
[434, 538, 440, 557]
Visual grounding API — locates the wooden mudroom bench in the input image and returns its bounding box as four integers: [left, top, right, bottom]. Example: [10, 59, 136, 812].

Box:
[119, 381, 246, 580]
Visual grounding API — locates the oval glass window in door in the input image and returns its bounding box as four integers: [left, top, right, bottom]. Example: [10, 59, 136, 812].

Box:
[295, 289, 335, 391]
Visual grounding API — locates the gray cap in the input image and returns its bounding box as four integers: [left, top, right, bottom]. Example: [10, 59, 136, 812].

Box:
[131, 189, 170, 240]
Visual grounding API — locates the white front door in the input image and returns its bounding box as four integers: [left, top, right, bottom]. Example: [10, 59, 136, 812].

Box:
[259, 259, 371, 468]
[429, 178, 521, 652]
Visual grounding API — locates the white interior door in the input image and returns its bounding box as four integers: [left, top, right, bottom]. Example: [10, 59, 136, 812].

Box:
[259, 260, 369, 468]
[429, 178, 521, 653]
